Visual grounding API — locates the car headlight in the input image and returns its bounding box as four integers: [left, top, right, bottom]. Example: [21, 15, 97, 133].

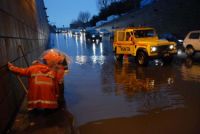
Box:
[178, 39, 183, 43]
[151, 46, 157, 52]
[169, 45, 174, 50]
[92, 35, 95, 38]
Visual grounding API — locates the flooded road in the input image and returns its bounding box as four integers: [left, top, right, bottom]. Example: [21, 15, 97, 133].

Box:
[51, 33, 200, 134]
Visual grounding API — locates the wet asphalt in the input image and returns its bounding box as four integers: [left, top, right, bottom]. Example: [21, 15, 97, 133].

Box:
[51, 33, 200, 134]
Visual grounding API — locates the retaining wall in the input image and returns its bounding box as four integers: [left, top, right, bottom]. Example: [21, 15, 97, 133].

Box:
[0, 0, 49, 133]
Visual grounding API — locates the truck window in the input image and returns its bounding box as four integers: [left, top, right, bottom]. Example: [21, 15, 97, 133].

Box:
[118, 32, 125, 41]
[134, 29, 156, 38]
[126, 32, 131, 41]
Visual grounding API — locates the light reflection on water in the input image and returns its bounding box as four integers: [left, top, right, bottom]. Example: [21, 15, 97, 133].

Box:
[75, 55, 88, 65]
[51, 34, 200, 133]
[181, 57, 200, 82]
[67, 63, 186, 126]
[75, 55, 106, 65]
[112, 64, 184, 112]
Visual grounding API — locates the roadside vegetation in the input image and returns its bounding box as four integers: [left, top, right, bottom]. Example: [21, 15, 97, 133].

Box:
[70, 0, 141, 28]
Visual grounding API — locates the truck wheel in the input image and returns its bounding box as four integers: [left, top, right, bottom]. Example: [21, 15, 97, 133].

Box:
[162, 56, 173, 64]
[115, 54, 123, 61]
[185, 46, 194, 56]
[136, 51, 148, 66]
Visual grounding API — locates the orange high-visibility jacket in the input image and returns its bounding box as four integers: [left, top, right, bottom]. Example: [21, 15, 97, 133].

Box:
[9, 63, 63, 109]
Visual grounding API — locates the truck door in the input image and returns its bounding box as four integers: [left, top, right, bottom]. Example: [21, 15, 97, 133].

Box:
[124, 32, 135, 55]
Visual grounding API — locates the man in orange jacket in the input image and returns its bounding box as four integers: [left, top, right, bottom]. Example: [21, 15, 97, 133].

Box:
[42, 49, 70, 106]
[8, 61, 64, 110]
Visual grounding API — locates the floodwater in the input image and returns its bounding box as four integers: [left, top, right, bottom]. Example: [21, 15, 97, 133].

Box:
[51, 33, 200, 134]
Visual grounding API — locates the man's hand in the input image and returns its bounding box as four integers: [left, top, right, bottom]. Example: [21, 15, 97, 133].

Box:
[8, 62, 14, 71]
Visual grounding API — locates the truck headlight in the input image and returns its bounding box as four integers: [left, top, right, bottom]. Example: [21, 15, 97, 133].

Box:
[151, 46, 157, 52]
[178, 39, 183, 43]
[169, 45, 174, 50]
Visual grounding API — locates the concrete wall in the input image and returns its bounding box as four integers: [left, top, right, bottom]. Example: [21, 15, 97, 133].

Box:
[98, 0, 200, 37]
[0, 0, 49, 133]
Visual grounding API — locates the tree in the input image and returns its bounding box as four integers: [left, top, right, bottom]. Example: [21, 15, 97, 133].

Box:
[89, 15, 100, 26]
[70, 11, 91, 28]
[97, 0, 110, 10]
[97, 0, 121, 10]
[78, 11, 91, 23]
[70, 19, 82, 28]
[90, 0, 141, 27]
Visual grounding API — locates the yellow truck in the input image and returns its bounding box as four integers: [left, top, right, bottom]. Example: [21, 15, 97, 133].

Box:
[113, 27, 177, 65]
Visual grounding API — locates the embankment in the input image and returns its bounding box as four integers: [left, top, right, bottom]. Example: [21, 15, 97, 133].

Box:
[98, 0, 200, 37]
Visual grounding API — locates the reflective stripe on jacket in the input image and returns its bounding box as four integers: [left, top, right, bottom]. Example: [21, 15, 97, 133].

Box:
[9, 63, 59, 109]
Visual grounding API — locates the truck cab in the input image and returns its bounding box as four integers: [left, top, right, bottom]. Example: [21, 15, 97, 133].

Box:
[113, 27, 177, 65]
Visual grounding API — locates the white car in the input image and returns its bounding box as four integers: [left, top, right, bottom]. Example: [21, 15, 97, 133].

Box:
[183, 30, 200, 56]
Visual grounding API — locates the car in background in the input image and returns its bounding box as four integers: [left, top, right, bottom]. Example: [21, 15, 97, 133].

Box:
[183, 30, 200, 56]
[71, 29, 81, 36]
[85, 29, 102, 42]
[99, 29, 110, 36]
[159, 33, 184, 51]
